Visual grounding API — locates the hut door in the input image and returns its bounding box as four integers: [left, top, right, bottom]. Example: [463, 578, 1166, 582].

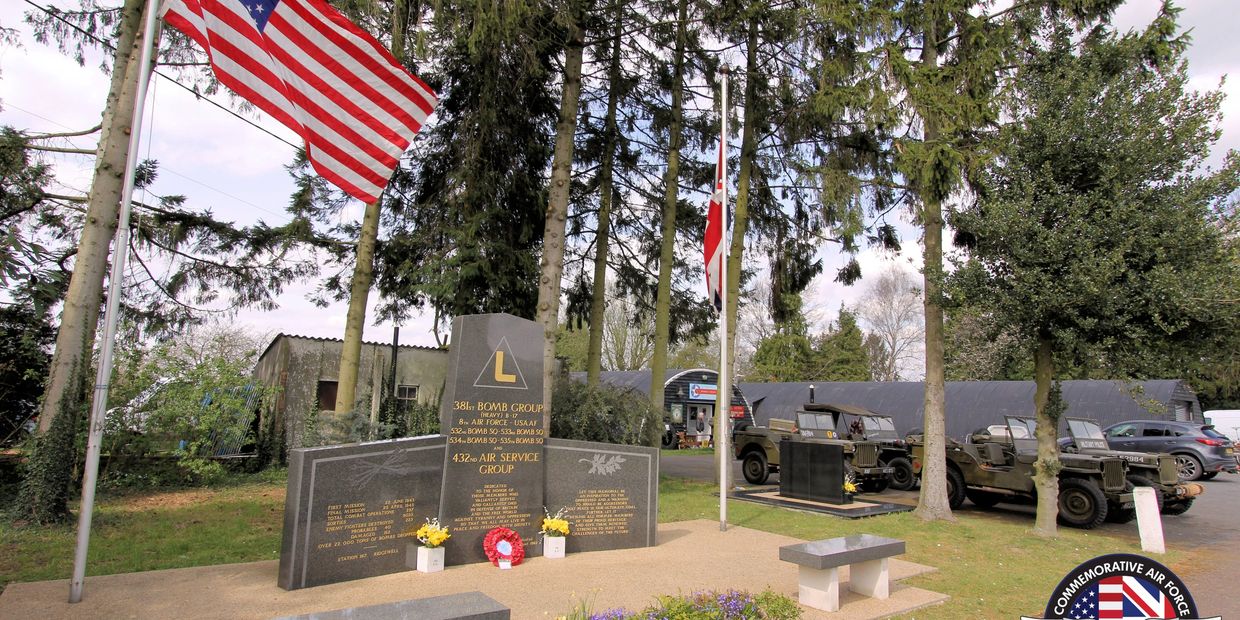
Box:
[687, 404, 714, 442]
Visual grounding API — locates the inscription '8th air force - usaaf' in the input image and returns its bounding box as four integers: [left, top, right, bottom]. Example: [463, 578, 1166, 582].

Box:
[1026, 553, 1219, 620]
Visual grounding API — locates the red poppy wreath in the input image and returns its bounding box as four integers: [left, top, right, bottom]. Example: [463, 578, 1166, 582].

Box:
[482, 527, 525, 567]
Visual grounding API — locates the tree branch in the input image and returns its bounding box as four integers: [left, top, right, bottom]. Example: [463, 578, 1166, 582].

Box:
[26, 144, 95, 155]
[27, 124, 102, 140]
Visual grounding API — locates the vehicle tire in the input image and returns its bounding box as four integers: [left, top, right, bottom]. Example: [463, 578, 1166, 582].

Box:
[886, 457, 916, 491]
[1057, 477, 1109, 529]
[1126, 474, 1164, 513]
[861, 477, 890, 494]
[661, 430, 677, 449]
[1199, 471, 1218, 481]
[965, 489, 1002, 508]
[946, 466, 966, 510]
[1105, 481, 1137, 524]
[1162, 498, 1194, 516]
[1175, 453, 1204, 481]
[742, 452, 769, 485]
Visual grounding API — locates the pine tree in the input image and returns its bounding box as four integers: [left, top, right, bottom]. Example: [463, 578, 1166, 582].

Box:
[949, 12, 1240, 535]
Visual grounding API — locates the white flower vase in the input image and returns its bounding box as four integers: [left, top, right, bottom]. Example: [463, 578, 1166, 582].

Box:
[544, 536, 566, 559]
[417, 545, 445, 573]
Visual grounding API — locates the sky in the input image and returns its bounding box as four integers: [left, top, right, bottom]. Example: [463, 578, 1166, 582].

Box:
[1, 0, 1237, 353]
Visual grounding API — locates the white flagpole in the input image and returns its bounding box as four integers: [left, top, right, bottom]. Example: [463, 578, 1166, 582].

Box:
[717, 64, 730, 532]
[69, 0, 161, 603]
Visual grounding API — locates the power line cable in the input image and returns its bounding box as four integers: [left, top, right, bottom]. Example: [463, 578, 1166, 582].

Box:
[22, 0, 300, 150]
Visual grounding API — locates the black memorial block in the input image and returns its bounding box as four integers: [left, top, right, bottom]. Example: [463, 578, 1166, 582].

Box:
[438, 313, 547, 565]
[544, 438, 659, 553]
[278, 435, 446, 590]
[779, 439, 845, 504]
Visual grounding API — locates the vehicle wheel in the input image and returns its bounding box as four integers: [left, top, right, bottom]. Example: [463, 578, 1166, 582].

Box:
[946, 466, 966, 510]
[742, 452, 769, 485]
[1057, 477, 1109, 529]
[1175, 453, 1204, 481]
[861, 477, 890, 494]
[886, 457, 916, 491]
[661, 430, 677, 449]
[1162, 498, 1194, 516]
[1199, 471, 1218, 481]
[1105, 481, 1137, 524]
[1126, 474, 1164, 513]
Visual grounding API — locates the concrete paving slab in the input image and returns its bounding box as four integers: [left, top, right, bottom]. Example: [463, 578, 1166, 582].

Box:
[0, 520, 944, 620]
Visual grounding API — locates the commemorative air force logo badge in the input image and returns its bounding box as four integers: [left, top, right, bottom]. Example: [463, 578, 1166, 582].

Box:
[1026, 553, 1219, 620]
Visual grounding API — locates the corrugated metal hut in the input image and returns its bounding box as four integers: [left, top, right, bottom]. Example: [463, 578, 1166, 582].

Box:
[574, 369, 754, 448]
[252, 333, 449, 455]
[738, 380, 1202, 440]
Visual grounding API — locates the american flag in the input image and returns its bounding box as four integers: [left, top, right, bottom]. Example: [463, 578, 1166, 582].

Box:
[703, 130, 725, 312]
[1067, 576, 1176, 619]
[162, 0, 438, 203]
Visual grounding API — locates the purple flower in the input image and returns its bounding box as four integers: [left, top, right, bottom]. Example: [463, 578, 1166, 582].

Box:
[588, 609, 628, 620]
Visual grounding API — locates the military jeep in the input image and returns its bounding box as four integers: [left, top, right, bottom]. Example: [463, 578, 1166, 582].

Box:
[1060, 417, 1201, 517]
[929, 416, 1133, 529]
[794, 403, 916, 491]
[733, 403, 893, 489]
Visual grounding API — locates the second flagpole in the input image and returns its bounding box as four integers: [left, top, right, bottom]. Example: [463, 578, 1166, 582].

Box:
[718, 64, 729, 532]
[69, 0, 161, 603]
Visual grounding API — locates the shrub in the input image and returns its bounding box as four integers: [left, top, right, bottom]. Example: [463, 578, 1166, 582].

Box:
[550, 379, 661, 447]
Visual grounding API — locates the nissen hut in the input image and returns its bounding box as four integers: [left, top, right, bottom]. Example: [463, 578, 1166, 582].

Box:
[739, 379, 1203, 441]
[574, 369, 754, 448]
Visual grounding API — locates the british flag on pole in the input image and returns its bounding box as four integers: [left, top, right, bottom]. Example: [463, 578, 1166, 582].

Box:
[703, 130, 725, 312]
[161, 0, 438, 203]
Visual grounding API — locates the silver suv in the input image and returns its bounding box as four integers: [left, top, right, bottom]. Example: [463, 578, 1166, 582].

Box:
[1103, 420, 1238, 481]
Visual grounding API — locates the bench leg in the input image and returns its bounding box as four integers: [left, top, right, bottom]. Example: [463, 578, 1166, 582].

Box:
[848, 558, 889, 599]
[796, 565, 840, 612]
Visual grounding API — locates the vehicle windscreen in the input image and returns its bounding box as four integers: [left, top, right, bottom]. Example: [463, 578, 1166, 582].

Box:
[869, 416, 897, 432]
[1066, 419, 1109, 450]
[797, 412, 836, 437]
[1067, 419, 1105, 440]
[1005, 417, 1037, 440]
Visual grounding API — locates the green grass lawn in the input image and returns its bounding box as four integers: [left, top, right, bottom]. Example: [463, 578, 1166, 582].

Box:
[660, 477, 1181, 619]
[1, 470, 1192, 619]
[0, 473, 288, 594]
[660, 447, 715, 457]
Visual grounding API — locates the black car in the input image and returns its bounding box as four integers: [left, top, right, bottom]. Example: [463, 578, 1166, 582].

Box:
[1102, 420, 1238, 481]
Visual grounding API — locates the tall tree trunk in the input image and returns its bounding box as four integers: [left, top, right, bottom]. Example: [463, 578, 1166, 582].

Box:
[913, 17, 953, 522]
[1031, 334, 1059, 537]
[536, 7, 586, 421]
[586, 12, 623, 387]
[649, 0, 689, 412]
[716, 22, 759, 483]
[21, 0, 147, 524]
[724, 21, 759, 375]
[332, 199, 381, 427]
[332, 13, 415, 430]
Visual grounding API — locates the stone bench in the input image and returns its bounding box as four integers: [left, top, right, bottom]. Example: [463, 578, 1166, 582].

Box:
[273, 591, 509, 620]
[778, 534, 905, 612]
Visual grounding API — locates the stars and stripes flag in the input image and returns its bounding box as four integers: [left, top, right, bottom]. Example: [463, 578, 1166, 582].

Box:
[1065, 576, 1176, 619]
[703, 127, 725, 312]
[161, 0, 438, 203]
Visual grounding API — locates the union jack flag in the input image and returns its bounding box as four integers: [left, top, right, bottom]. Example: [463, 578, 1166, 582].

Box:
[703, 131, 725, 312]
[1067, 576, 1175, 619]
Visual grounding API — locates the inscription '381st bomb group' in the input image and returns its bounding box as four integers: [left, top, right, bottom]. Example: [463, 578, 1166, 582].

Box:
[449, 400, 546, 451]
